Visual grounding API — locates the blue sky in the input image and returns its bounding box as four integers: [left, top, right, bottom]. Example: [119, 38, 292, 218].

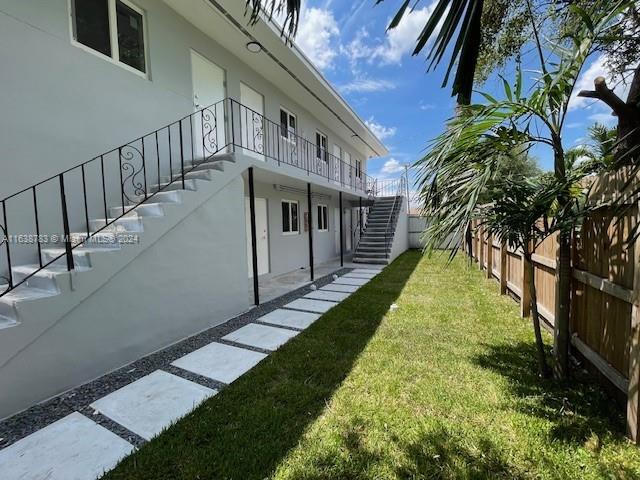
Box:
[286, 0, 627, 186]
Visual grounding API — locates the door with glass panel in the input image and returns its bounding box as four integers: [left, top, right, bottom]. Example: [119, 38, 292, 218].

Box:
[240, 83, 265, 160]
[332, 145, 342, 184]
[315, 131, 328, 177]
[279, 108, 298, 167]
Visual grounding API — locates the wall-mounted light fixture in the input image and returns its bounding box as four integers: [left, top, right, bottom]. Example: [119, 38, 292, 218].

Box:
[246, 41, 263, 53]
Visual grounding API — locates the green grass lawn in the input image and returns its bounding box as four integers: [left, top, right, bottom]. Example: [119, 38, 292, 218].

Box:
[104, 251, 640, 479]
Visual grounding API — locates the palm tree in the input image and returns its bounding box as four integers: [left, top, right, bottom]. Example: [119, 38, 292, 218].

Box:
[415, 0, 630, 379]
[246, 0, 485, 104]
[480, 172, 591, 378]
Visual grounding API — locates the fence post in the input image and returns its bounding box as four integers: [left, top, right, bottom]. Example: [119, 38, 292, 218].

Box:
[478, 225, 484, 272]
[486, 234, 493, 279]
[521, 245, 532, 318]
[500, 242, 507, 295]
[627, 222, 640, 442]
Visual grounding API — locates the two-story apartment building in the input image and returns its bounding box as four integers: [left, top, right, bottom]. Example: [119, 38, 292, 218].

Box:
[0, 0, 408, 422]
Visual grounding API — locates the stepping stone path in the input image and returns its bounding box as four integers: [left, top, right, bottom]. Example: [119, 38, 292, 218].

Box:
[222, 323, 299, 351]
[0, 266, 383, 479]
[0, 412, 134, 480]
[90, 370, 216, 441]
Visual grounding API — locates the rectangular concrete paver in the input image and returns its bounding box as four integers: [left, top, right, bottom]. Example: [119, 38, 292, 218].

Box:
[320, 283, 360, 293]
[258, 309, 320, 330]
[333, 277, 370, 286]
[284, 298, 338, 313]
[0, 412, 134, 480]
[343, 273, 377, 279]
[172, 342, 267, 384]
[223, 323, 299, 351]
[304, 290, 351, 302]
[90, 370, 216, 440]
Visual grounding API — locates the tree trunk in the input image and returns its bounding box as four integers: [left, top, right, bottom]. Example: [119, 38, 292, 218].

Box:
[525, 249, 551, 378]
[578, 65, 640, 164]
[554, 231, 571, 380]
[552, 139, 571, 380]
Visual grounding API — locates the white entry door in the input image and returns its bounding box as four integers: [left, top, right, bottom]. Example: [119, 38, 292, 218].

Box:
[191, 50, 226, 160]
[246, 197, 269, 277]
[240, 83, 265, 160]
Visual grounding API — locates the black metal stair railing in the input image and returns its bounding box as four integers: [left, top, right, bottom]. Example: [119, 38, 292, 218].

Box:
[0, 97, 376, 300]
[0, 98, 229, 299]
[383, 175, 408, 254]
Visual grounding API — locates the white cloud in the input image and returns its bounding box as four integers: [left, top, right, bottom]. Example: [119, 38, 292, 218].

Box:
[570, 54, 632, 111]
[372, 3, 438, 65]
[588, 112, 617, 126]
[340, 78, 397, 94]
[295, 8, 340, 70]
[365, 117, 397, 140]
[381, 158, 405, 174]
[419, 102, 436, 111]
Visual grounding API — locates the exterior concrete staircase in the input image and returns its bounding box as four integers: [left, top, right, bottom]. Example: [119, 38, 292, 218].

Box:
[0, 154, 235, 330]
[353, 196, 403, 265]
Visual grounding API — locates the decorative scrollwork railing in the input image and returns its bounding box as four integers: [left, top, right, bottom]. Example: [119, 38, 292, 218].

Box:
[120, 144, 147, 204]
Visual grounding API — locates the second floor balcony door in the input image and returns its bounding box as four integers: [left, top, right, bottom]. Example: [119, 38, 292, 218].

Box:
[190, 50, 226, 161]
[332, 145, 342, 185]
[240, 83, 265, 161]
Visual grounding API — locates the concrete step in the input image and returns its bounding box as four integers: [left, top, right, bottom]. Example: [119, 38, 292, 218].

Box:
[353, 257, 388, 265]
[69, 232, 122, 250]
[129, 190, 183, 206]
[109, 203, 165, 219]
[161, 169, 213, 184]
[0, 284, 60, 327]
[353, 251, 388, 259]
[179, 159, 225, 174]
[150, 178, 198, 194]
[90, 216, 144, 234]
[12, 264, 92, 293]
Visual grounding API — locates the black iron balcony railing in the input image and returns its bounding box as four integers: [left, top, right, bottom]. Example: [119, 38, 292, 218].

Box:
[227, 99, 376, 193]
[0, 98, 379, 300]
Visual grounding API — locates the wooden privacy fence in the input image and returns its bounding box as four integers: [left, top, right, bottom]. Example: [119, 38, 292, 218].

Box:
[469, 168, 640, 442]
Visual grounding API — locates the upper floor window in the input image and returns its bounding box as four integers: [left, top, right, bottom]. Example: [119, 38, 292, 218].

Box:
[316, 131, 328, 163]
[355, 159, 362, 178]
[280, 108, 297, 140]
[71, 0, 147, 75]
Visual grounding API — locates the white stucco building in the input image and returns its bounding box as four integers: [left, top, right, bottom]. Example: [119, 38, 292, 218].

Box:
[0, 0, 409, 420]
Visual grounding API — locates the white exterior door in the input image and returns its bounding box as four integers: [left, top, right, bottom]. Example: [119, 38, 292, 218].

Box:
[332, 145, 342, 184]
[190, 50, 226, 160]
[344, 151, 352, 188]
[246, 197, 269, 277]
[240, 83, 265, 160]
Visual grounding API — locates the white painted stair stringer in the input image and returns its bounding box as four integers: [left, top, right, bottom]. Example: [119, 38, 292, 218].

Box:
[0, 154, 246, 370]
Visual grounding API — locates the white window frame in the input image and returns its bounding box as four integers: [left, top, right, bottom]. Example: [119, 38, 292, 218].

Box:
[316, 131, 328, 163]
[68, 0, 149, 79]
[317, 204, 328, 232]
[281, 199, 299, 236]
[279, 107, 297, 141]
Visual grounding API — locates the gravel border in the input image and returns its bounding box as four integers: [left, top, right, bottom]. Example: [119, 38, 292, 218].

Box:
[0, 268, 350, 450]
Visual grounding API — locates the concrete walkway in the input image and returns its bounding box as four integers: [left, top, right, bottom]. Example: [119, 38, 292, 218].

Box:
[0, 266, 383, 480]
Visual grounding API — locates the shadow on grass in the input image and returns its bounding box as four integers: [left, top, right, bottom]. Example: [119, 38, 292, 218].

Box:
[285, 421, 524, 479]
[472, 341, 627, 446]
[103, 252, 422, 480]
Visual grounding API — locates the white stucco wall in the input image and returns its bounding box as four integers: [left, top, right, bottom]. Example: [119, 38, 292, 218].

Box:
[0, 176, 249, 419]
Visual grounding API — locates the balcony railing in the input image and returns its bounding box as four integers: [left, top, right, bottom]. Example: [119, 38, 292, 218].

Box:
[228, 99, 375, 194]
[0, 98, 382, 300]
